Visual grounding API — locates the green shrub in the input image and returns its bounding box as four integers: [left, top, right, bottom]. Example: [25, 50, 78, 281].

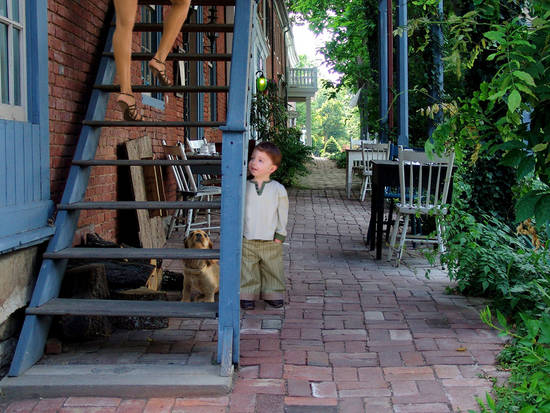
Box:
[476, 308, 550, 413]
[322, 136, 341, 155]
[250, 81, 313, 187]
[329, 151, 347, 168]
[441, 210, 550, 316]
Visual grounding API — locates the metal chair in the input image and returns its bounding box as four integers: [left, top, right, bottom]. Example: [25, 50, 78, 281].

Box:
[163, 140, 221, 238]
[387, 149, 455, 265]
[359, 142, 391, 201]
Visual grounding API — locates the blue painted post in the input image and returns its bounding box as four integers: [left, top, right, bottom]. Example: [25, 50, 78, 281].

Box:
[8, 18, 116, 376]
[379, 0, 388, 143]
[429, 0, 443, 137]
[218, 0, 255, 366]
[398, 0, 409, 147]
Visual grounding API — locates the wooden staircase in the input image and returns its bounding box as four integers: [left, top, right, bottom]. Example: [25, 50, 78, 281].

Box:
[2, 0, 256, 397]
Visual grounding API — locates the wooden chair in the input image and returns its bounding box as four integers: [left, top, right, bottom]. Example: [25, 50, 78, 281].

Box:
[359, 142, 391, 201]
[386, 149, 455, 265]
[163, 140, 221, 238]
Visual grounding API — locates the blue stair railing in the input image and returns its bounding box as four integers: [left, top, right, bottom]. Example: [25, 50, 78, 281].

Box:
[9, 0, 255, 379]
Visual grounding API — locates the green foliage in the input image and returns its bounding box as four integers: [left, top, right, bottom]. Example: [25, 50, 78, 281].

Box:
[289, 0, 378, 139]
[441, 210, 550, 315]
[458, 151, 517, 224]
[474, 308, 550, 413]
[329, 151, 347, 169]
[419, 0, 550, 228]
[322, 136, 341, 155]
[250, 81, 313, 187]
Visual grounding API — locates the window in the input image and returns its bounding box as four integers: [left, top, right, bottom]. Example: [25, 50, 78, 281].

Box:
[0, 0, 26, 121]
[140, 5, 164, 107]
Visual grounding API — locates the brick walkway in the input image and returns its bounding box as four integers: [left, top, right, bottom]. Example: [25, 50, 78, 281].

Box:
[1, 159, 507, 412]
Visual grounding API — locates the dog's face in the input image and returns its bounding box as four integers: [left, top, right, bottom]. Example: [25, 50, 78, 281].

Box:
[185, 230, 213, 250]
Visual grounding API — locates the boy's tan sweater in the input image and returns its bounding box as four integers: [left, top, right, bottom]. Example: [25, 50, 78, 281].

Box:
[243, 180, 289, 242]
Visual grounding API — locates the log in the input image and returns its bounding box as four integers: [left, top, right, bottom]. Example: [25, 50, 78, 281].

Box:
[56, 264, 112, 340]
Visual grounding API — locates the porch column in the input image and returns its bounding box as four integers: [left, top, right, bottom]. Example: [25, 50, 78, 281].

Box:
[378, 0, 389, 143]
[398, 0, 409, 147]
[306, 96, 312, 146]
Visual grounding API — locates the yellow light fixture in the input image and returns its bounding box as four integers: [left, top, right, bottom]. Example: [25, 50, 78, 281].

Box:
[256, 71, 268, 93]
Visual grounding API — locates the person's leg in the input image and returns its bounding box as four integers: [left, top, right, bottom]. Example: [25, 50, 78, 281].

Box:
[149, 0, 191, 85]
[258, 241, 285, 303]
[240, 239, 261, 301]
[113, 0, 137, 96]
[113, 0, 142, 120]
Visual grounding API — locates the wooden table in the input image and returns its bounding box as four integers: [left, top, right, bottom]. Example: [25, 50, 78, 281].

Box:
[187, 154, 221, 175]
[366, 160, 400, 259]
[345, 149, 363, 198]
[366, 159, 455, 260]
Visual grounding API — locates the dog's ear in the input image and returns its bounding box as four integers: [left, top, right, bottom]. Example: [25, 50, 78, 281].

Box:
[184, 234, 190, 248]
[208, 239, 213, 249]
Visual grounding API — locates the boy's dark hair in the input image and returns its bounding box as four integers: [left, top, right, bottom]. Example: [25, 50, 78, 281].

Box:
[254, 141, 282, 167]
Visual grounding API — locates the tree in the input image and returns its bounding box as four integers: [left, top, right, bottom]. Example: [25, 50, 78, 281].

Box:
[289, 0, 379, 140]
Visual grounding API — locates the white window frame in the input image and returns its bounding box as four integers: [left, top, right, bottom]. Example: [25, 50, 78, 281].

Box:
[0, 0, 27, 121]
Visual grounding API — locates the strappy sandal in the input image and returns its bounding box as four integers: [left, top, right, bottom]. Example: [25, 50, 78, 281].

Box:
[148, 57, 171, 86]
[117, 93, 143, 122]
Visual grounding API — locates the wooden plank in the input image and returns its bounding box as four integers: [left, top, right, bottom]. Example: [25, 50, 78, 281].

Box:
[14, 123, 25, 205]
[93, 85, 229, 93]
[128, 23, 234, 33]
[103, 52, 232, 61]
[139, 0, 235, 5]
[83, 120, 225, 128]
[43, 247, 220, 260]
[220, 327, 233, 377]
[26, 298, 218, 318]
[142, 156, 165, 218]
[32, 123, 41, 202]
[5, 121, 15, 206]
[0, 120, 6, 206]
[24, 123, 33, 203]
[125, 136, 166, 249]
[57, 201, 221, 210]
[72, 159, 221, 166]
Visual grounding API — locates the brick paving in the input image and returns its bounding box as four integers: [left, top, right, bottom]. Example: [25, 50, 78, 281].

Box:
[1, 159, 507, 412]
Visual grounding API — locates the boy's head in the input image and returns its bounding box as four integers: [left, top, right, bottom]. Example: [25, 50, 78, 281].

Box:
[249, 142, 282, 180]
[254, 142, 282, 167]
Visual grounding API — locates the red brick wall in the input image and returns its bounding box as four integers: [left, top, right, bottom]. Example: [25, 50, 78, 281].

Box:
[48, 1, 228, 244]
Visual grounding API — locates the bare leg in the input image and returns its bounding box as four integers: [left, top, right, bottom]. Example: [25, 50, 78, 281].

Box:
[149, 0, 191, 82]
[113, 0, 138, 99]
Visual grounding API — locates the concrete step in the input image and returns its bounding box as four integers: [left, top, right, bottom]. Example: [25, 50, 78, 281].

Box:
[0, 363, 233, 399]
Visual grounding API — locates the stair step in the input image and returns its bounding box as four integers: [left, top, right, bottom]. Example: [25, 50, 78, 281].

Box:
[83, 120, 225, 128]
[72, 159, 221, 175]
[72, 159, 221, 167]
[57, 201, 221, 210]
[94, 85, 229, 93]
[43, 248, 220, 260]
[0, 363, 232, 398]
[140, 0, 235, 5]
[26, 298, 218, 318]
[130, 23, 233, 32]
[103, 52, 232, 61]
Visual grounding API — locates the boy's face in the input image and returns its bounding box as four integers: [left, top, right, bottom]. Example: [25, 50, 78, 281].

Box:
[249, 149, 277, 180]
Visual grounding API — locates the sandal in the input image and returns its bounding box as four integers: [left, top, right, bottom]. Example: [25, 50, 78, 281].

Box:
[148, 57, 171, 86]
[117, 93, 142, 122]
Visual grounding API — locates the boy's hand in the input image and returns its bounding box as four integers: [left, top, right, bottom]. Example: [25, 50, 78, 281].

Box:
[273, 239, 282, 244]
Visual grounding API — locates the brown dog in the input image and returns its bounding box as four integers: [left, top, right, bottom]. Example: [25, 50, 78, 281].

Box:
[182, 230, 220, 302]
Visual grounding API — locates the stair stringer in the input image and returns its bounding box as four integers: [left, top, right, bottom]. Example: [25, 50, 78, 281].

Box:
[8, 23, 116, 377]
[217, 0, 257, 369]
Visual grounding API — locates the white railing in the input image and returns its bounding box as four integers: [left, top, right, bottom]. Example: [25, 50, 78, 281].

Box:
[288, 68, 318, 90]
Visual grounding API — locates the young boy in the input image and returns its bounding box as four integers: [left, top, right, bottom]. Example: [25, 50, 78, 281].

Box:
[240, 142, 289, 310]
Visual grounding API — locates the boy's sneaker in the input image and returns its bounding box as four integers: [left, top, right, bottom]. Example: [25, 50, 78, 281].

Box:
[264, 299, 284, 308]
[240, 300, 255, 310]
